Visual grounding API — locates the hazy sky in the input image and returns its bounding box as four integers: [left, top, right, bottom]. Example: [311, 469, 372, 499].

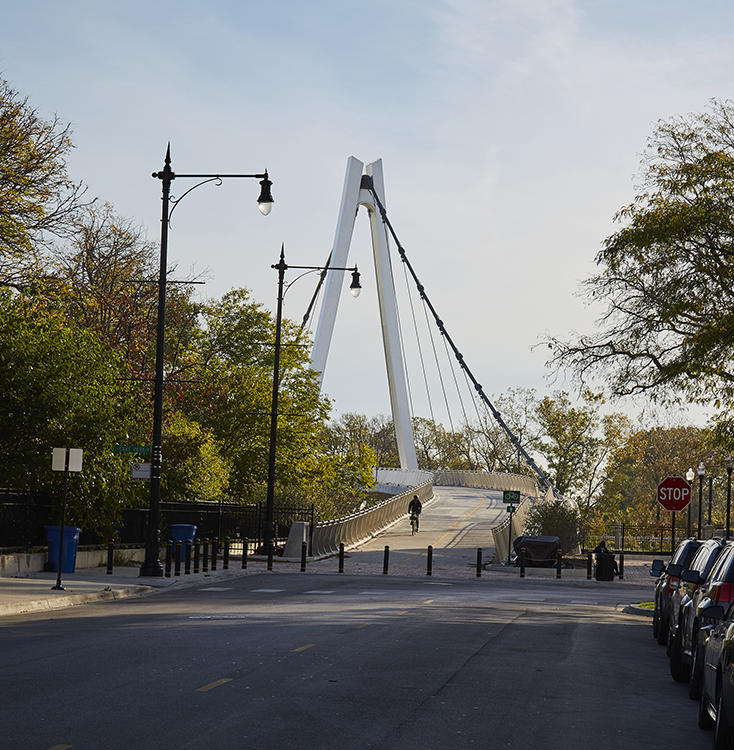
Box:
[2, 0, 732, 426]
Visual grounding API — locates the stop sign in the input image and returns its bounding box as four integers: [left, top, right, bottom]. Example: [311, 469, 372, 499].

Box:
[657, 476, 692, 511]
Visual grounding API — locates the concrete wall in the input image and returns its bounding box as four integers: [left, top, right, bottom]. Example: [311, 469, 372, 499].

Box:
[0, 547, 146, 576]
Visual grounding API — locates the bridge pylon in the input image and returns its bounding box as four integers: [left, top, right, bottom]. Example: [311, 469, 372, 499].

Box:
[310, 157, 418, 471]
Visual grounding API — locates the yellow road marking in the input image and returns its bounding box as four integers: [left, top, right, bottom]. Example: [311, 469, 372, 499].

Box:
[399, 498, 486, 562]
[355, 623, 372, 629]
[424, 599, 434, 604]
[292, 643, 316, 652]
[397, 610, 409, 615]
[47, 746, 73, 750]
[195, 678, 232, 692]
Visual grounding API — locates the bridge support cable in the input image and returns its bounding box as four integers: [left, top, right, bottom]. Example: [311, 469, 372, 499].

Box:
[363, 179, 556, 494]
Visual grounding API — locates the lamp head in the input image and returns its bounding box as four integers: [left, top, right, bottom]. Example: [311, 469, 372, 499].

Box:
[350, 267, 361, 298]
[698, 461, 706, 478]
[258, 171, 274, 215]
[686, 468, 695, 483]
[727, 455, 734, 472]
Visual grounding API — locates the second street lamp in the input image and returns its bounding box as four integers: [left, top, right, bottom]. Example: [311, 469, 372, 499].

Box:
[264, 245, 361, 568]
[698, 462, 706, 538]
[141, 144, 273, 577]
[726, 455, 733, 541]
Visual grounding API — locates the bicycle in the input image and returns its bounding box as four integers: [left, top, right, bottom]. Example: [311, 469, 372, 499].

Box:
[410, 512, 419, 535]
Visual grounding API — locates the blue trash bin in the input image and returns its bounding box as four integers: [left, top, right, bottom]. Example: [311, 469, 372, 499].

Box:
[169, 524, 197, 562]
[45, 526, 82, 573]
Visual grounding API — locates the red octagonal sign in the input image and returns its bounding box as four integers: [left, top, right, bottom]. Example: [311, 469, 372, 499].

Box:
[657, 476, 692, 511]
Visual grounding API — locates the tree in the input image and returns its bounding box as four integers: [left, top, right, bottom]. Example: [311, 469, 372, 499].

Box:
[0, 290, 141, 536]
[524, 501, 581, 555]
[0, 78, 87, 283]
[547, 99, 734, 407]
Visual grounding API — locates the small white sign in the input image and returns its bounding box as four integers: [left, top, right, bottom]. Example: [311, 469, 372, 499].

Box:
[132, 462, 151, 481]
[52, 447, 83, 472]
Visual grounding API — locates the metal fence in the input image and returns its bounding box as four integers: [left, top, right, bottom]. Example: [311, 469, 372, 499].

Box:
[581, 524, 683, 555]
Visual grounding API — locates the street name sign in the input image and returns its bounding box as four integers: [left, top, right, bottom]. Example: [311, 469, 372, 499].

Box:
[503, 490, 521, 504]
[114, 445, 152, 454]
[657, 476, 692, 512]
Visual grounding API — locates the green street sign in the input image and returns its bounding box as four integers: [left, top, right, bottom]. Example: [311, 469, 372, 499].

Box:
[503, 490, 521, 504]
[114, 445, 151, 454]
[506, 504, 516, 513]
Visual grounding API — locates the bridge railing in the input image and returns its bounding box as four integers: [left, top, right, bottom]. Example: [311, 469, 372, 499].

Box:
[432, 470, 542, 498]
[312, 479, 434, 557]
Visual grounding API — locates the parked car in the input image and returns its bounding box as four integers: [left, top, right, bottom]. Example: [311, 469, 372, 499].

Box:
[681, 542, 734, 699]
[651, 538, 703, 646]
[696, 602, 734, 747]
[668, 538, 728, 683]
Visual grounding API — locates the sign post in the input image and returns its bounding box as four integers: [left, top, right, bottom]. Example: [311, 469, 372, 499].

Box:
[502, 491, 521, 564]
[657, 476, 693, 551]
[51, 447, 83, 591]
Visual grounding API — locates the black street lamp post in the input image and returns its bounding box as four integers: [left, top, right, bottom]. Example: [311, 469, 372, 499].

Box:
[264, 245, 360, 568]
[686, 467, 695, 537]
[726, 455, 733, 541]
[140, 144, 273, 577]
[697, 462, 706, 539]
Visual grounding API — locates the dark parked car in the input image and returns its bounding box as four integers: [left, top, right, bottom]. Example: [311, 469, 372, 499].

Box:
[681, 542, 734, 700]
[697, 602, 734, 747]
[668, 538, 728, 683]
[651, 538, 703, 646]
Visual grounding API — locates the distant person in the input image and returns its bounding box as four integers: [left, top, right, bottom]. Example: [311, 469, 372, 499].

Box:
[408, 495, 422, 532]
[594, 540, 619, 575]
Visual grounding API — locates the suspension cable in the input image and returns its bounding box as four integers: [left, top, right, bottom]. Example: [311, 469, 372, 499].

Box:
[365, 180, 556, 494]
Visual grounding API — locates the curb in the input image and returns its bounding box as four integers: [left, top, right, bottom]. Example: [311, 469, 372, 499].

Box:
[0, 585, 154, 617]
[624, 603, 654, 617]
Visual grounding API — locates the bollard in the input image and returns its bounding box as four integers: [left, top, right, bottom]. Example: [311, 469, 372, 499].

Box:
[223, 538, 229, 570]
[165, 540, 172, 578]
[241, 538, 248, 569]
[211, 538, 218, 571]
[203, 539, 209, 573]
[194, 539, 200, 574]
[267, 539, 274, 571]
[619, 553, 624, 580]
[520, 547, 526, 578]
[383, 545, 390, 575]
[556, 549, 562, 579]
[339, 543, 345, 573]
[174, 541, 182, 576]
[427, 545, 433, 576]
[587, 552, 593, 580]
[106, 540, 114, 575]
[185, 540, 192, 575]
[476, 548, 482, 578]
[301, 541, 307, 572]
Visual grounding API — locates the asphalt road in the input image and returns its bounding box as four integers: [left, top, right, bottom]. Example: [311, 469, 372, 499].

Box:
[1, 571, 712, 750]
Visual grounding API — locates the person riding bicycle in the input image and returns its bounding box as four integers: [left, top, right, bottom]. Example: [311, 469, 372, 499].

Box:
[408, 495, 422, 532]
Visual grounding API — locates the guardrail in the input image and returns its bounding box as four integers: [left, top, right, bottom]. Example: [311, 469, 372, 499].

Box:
[312, 480, 434, 557]
[433, 470, 542, 498]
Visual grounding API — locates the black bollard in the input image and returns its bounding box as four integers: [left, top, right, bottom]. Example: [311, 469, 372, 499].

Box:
[520, 547, 526, 578]
[211, 538, 218, 571]
[587, 552, 593, 580]
[619, 553, 624, 580]
[203, 539, 209, 573]
[194, 539, 200, 574]
[223, 538, 230, 570]
[383, 545, 390, 575]
[241, 538, 248, 569]
[556, 549, 562, 579]
[174, 541, 181, 576]
[476, 548, 482, 578]
[427, 545, 433, 576]
[106, 540, 114, 575]
[339, 543, 345, 573]
[185, 540, 192, 575]
[267, 539, 274, 571]
[301, 541, 307, 572]
[165, 540, 172, 578]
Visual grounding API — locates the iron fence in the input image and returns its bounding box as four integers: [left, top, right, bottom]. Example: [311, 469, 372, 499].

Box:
[581, 523, 689, 555]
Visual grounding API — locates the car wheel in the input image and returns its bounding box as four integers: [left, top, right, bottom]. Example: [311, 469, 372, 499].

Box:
[689, 638, 703, 700]
[714, 688, 734, 750]
[699, 688, 716, 730]
[671, 628, 691, 683]
[657, 614, 669, 646]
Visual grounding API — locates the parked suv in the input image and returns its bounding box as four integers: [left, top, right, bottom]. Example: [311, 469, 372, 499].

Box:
[668, 538, 728, 683]
[651, 538, 702, 646]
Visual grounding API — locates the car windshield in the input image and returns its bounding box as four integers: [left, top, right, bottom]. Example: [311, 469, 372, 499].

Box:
[672, 540, 702, 568]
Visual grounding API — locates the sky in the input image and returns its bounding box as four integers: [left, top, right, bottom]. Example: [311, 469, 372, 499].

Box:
[2, 0, 732, 428]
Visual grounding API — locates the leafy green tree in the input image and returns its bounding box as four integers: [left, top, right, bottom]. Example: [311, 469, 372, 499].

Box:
[524, 501, 581, 554]
[0, 290, 141, 535]
[547, 99, 734, 408]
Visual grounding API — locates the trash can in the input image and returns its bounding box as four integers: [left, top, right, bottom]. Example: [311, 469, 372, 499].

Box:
[45, 526, 82, 573]
[595, 553, 615, 581]
[169, 524, 197, 562]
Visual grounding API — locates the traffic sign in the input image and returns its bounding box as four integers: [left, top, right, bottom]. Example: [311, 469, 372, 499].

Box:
[657, 476, 692, 511]
[114, 445, 151, 454]
[506, 504, 516, 513]
[503, 490, 521, 504]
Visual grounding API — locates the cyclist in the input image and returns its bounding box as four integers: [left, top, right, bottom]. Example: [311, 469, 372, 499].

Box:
[408, 495, 422, 532]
